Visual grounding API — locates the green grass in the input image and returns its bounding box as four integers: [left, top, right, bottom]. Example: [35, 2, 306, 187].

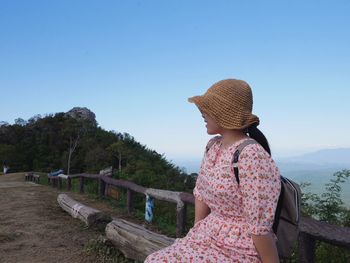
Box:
[84, 236, 138, 263]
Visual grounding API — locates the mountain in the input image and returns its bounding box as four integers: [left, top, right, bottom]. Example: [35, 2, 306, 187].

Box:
[276, 148, 350, 208]
[0, 109, 188, 191]
[65, 107, 97, 125]
[178, 148, 350, 174]
[277, 148, 350, 171]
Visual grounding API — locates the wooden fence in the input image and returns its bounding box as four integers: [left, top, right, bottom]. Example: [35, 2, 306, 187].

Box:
[47, 172, 350, 262]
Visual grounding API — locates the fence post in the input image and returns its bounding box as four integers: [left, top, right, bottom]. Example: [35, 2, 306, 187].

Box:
[79, 176, 85, 194]
[67, 177, 72, 191]
[298, 232, 315, 263]
[127, 189, 134, 214]
[176, 201, 187, 237]
[58, 177, 62, 189]
[53, 178, 57, 187]
[99, 177, 106, 197]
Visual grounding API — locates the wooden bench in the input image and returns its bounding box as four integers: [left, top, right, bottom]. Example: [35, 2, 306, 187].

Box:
[106, 219, 175, 262]
[57, 194, 111, 227]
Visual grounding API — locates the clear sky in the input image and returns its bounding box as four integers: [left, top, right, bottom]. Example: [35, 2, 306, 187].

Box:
[1, 0, 349, 171]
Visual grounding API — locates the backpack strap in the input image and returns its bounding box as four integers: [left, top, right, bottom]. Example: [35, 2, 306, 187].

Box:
[232, 139, 257, 185]
[205, 137, 257, 185]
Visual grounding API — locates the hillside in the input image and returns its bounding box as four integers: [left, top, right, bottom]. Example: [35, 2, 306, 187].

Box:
[0, 108, 187, 191]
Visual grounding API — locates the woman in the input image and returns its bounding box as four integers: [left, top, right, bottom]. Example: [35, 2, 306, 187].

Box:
[145, 79, 281, 262]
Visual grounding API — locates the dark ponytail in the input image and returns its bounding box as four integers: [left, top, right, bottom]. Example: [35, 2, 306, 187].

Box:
[247, 125, 271, 155]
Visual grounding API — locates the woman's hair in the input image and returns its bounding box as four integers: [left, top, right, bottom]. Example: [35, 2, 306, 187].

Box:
[247, 125, 271, 155]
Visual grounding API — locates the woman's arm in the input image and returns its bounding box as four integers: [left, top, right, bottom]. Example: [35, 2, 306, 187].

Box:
[251, 233, 279, 263]
[194, 198, 210, 224]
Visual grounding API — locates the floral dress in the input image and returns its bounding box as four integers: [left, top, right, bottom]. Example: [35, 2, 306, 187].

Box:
[144, 137, 281, 263]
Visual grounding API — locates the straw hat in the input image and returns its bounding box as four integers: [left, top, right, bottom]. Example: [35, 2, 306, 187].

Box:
[188, 79, 260, 130]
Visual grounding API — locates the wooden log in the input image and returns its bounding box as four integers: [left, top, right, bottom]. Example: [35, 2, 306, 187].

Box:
[106, 219, 175, 262]
[57, 194, 112, 227]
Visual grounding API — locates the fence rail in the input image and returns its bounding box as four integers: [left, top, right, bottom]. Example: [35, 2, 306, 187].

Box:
[46, 172, 350, 262]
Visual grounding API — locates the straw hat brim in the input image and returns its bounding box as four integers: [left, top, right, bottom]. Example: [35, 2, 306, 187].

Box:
[188, 95, 259, 130]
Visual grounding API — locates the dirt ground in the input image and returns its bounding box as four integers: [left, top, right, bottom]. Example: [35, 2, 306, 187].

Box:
[0, 173, 138, 263]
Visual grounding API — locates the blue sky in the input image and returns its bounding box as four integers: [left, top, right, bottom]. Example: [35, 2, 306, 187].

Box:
[1, 0, 349, 172]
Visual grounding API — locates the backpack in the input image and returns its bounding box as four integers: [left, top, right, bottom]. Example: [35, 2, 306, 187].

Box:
[206, 138, 301, 259]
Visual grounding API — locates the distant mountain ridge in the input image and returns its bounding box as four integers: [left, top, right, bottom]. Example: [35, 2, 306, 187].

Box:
[277, 148, 350, 166]
[276, 148, 350, 208]
[177, 148, 350, 174]
[176, 148, 350, 207]
[276, 148, 350, 173]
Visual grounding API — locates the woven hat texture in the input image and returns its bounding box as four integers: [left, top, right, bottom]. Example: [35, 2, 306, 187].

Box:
[188, 79, 260, 130]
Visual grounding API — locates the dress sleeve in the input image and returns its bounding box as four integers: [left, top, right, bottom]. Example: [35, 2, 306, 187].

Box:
[193, 146, 207, 202]
[238, 144, 281, 236]
[193, 179, 204, 201]
[193, 136, 221, 202]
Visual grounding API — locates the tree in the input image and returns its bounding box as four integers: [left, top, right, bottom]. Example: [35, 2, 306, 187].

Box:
[0, 121, 9, 127]
[300, 169, 350, 263]
[316, 170, 350, 225]
[108, 141, 130, 172]
[27, 114, 42, 124]
[62, 117, 91, 174]
[67, 133, 80, 175]
[14, 118, 27, 126]
[84, 146, 111, 172]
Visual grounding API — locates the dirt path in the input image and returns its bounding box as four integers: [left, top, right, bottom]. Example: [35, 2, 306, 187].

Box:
[0, 173, 135, 263]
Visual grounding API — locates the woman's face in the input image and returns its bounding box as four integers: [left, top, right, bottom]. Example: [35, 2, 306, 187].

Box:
[201, 112, 222, 135]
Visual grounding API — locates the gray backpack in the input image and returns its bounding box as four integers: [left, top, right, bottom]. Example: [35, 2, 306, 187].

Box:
[206, 138, 301, 259]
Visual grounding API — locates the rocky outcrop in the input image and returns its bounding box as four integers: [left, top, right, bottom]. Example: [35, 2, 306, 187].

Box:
[66, 107, 96, 124]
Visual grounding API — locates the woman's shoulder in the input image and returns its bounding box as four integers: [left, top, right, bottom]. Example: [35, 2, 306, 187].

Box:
[239, 140, 271, 160]
[205, 136, 222, 151]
